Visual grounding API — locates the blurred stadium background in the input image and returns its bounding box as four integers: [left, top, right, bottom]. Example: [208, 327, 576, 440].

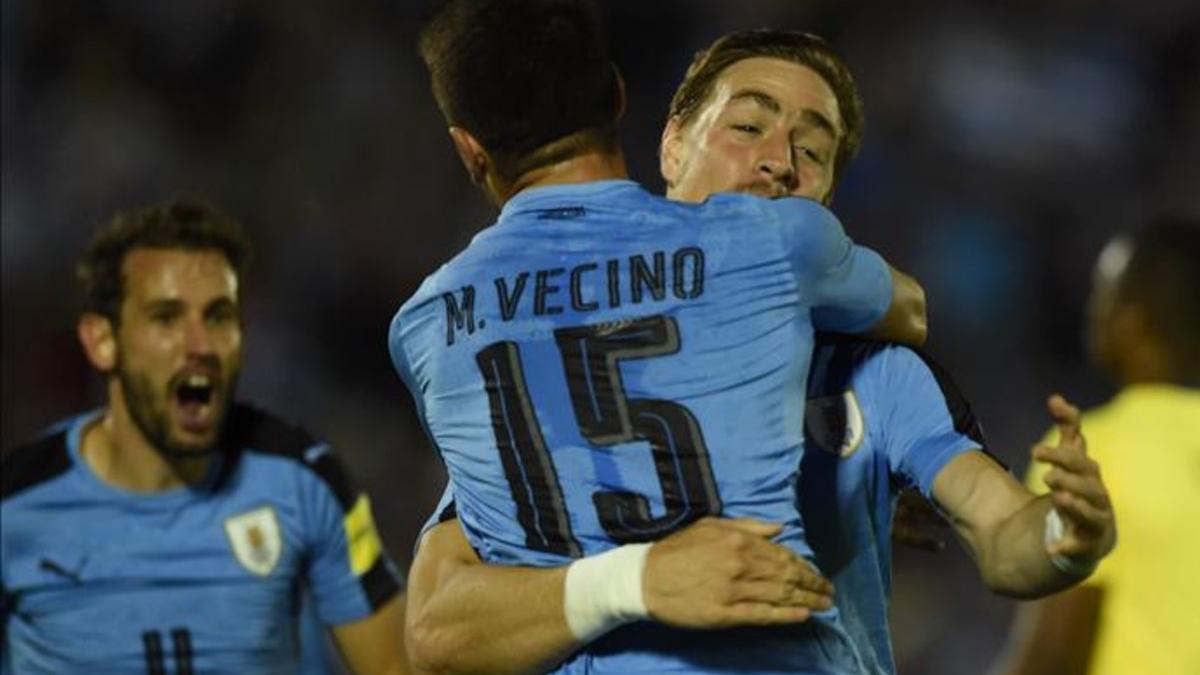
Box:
[3, 1, 1197, 672]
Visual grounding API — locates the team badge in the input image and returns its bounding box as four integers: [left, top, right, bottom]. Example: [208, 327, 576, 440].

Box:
[223, 506, 283, 576]
[804, 390, 865, 458]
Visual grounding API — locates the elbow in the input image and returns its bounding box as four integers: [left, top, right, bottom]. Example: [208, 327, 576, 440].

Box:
[406, 611, 471, 675]
[906, 284, 927, 347]
[981, 570, 1039, 600]
[979, 559, 1053, 600]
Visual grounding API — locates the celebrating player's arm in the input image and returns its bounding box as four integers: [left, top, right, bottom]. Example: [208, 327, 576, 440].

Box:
[761, 198, 927, 350]
[931, 395, 1116, 597]
[405, 513, 833, 675]
[297, 449, 411, 674]
[330, 595, 409, 675]
[865, 265, 926, 347]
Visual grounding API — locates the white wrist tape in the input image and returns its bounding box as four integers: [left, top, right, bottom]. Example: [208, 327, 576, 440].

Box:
[1044, 509, 1098, 577]
[563, 543, 651, 642]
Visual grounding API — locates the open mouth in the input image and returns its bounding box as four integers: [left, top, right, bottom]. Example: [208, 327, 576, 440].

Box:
[172, 373, 220, 434]
[177, 374, 215, 406]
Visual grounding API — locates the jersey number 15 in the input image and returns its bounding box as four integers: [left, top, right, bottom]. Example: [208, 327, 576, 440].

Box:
[475, 314, 722, 557]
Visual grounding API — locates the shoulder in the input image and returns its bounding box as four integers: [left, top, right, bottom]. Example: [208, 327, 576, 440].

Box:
[704, 192, 834, 223]
[224, 403, 322, 457]
[808, 335, 896, 396]
[2, 419, 75, 501]
[225, 404, 358, 509]
[810, 337, 985, 444]
[813, 336, 964, 396]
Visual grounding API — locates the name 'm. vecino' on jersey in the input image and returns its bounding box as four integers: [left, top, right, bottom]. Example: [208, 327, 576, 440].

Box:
[390, 180, 893, 673]
[1, 405, 401, 675]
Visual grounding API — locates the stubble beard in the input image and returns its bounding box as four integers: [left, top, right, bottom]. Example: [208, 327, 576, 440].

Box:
[115, 358, 238, 460]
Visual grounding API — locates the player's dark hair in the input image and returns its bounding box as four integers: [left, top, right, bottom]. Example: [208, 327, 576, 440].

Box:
[418, 0, 620, 181]
[1118, 215, 1200, 379]
[668, 29, 864, 192]
[76, 198, 252, 323]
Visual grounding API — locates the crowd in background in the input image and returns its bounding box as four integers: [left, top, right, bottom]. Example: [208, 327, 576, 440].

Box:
[3, 1, 1197, 672]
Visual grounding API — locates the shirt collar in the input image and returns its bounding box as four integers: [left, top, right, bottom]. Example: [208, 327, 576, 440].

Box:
[497, 179, 642, 224]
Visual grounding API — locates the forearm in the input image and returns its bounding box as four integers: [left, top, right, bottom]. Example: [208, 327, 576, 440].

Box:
[864, 266, 927, 347]
[974, 495, 1089, 598]
[407, 563, 578, 675]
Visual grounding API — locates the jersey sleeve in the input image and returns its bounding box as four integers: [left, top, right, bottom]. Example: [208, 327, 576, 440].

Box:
[297, 444, 403, 626]
[417, 483, 458, 549]
[869, 347, 988, 497]
[771, 198, 893, 333]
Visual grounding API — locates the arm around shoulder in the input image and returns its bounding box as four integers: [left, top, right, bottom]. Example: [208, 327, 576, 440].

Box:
[775, 198, 925, 346]
[863, 265, 927, 347]
[405, 518, 579, 675]
[333, 594, 412, 675]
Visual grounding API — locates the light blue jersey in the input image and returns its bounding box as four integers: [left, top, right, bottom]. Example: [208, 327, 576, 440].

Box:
[391, 180, 892, 673]
[800, 336, 986, 674]
[1, 405, 401, 675]
[422, 336, 988, 674]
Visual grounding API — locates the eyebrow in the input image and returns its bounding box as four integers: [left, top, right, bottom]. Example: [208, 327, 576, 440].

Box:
[141, 298, 184, 310]
[730, 89, 839, 139]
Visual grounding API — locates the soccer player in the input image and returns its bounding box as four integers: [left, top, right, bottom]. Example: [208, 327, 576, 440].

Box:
[392, 1, 928, 671]
[404, 26, 1118, 675]
[1, 200, 409, 674]
[993, 218, 1200, 675]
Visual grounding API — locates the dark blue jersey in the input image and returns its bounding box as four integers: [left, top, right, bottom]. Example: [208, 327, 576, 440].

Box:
[1, 405, 401, 674]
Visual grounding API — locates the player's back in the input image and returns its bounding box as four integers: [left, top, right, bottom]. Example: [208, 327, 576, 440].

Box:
[392, 180, 890, 673]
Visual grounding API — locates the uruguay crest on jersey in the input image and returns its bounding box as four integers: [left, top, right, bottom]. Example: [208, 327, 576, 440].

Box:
[805, 390, 866, 458]
[224, 505, 283, 576]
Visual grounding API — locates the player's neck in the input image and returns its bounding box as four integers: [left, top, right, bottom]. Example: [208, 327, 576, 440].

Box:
[501, 147, 629, 204]
[81, 391, 213, 493]
[1115, 336, 1183, 387]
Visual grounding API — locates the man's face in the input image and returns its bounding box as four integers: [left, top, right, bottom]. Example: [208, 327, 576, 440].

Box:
[112, 248, 243, 456]
[662, 57, 842, 203]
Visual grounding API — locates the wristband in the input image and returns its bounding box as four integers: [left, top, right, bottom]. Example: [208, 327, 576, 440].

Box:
[563, 543, 652, 641]
[1044, 509, 1099, 577]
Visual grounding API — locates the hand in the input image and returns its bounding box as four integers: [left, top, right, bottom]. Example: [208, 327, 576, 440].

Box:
[641, 517, 833, 629]
[1032, 394, 1117, 565]
[892, 488, 948, 552]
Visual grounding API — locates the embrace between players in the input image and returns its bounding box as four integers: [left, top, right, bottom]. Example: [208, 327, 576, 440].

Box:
[2, 1, 1123, 674]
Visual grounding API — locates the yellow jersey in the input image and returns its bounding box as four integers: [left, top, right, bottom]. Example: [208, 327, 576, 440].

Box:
[1026, 384, 1200, 675]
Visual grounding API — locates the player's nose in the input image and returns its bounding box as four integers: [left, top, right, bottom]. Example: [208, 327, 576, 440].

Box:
[182, 317, 214, 355]
[756, 139, 798, 194]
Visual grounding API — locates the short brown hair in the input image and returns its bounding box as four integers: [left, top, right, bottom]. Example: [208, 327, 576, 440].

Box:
[668, 30, 865, 190]
[76, 198, 252, 322]
[418, 0, 620, 181]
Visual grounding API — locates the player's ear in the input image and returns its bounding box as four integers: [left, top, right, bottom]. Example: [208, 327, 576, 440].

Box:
[448, 126, 489, 186]
[611, 65, 627, 122]
[1111, 303, 1156, 361]
[659, 116, 686, 188]
[78, 312, 117, 373]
